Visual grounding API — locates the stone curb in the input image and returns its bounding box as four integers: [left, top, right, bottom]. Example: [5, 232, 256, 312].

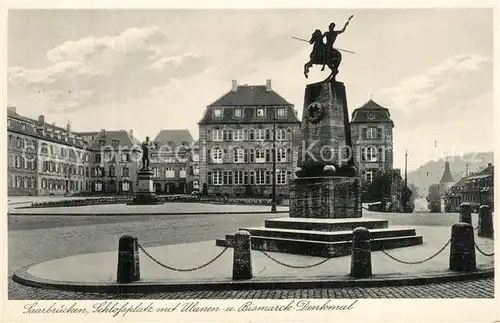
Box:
[13, 265, 494, 294]
[8, 211, 289, 216]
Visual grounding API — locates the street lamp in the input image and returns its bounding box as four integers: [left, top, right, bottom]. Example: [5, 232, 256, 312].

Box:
[271, 106, 277, 213]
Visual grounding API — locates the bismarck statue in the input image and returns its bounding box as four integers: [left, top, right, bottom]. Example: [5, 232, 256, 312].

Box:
[304, 15, 353, 81]
[141, 136, 153, 170]
[128, 135, 163, 205]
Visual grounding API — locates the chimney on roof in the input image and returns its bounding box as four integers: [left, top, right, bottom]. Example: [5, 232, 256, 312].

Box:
[7, 106, 16, 113]
[231, 80, 238, 92]
[101, 129, 106, 136]
[266, 79, 272, 91]
[66, 121, 71, 136]
[38, 115, 45, 126]
[129, 129, 133, 137]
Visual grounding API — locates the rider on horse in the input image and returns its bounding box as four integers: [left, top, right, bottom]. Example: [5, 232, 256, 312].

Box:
[304, 16, 353, 80]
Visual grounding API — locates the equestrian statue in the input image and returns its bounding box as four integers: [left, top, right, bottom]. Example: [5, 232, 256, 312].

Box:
[295, 15, 354, 81]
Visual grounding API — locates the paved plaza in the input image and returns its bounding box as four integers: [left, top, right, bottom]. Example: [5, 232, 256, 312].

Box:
[8, 202, 496, 299]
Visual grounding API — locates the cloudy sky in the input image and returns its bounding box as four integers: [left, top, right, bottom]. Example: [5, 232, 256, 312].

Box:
[7, 9, 493, 170]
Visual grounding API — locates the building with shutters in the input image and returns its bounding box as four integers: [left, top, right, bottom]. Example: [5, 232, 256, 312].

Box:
[350, 99, 395, 185]
[150, 129, 194, 194]
[198, 79, 301, 198]
[7, 107, 39, 196]
[87, 129, 142, 194]
[7, 107, 92, 196]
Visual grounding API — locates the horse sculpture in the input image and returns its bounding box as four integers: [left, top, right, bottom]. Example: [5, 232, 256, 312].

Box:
[304, 29, 343, 81]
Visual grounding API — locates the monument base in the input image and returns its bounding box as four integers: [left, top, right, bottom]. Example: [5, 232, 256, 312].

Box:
[290, 176, 361, 218]
[216, 217, 423, 257]
[127, 168, 163, 205]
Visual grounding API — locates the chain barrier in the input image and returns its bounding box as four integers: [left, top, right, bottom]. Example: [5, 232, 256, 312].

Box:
[138, 244, 229, 272]
[380, 239, 452, 265]
[474, 242, 494, 257]
[259, 249, 343, 269]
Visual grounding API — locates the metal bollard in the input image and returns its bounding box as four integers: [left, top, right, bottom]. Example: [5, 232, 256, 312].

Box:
[117, 235, 140, 283]
[232, 230, 252, 280]
[350, 227, 372, 278]
[459, 203, 472, 224]
[449, 223, 476, 272]
[478, 205, 494, 238]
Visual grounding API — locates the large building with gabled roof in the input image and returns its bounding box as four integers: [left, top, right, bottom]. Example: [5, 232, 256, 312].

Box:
[198, 79, 300, 197]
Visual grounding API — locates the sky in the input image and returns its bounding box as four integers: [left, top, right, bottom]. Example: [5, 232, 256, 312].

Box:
[7, 9, 494, 171]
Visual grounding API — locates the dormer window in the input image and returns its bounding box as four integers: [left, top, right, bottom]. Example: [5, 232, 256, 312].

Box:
[112, 140, 119, 146]
[277, 107, 286, 117]
[99, 140, 106, 146]
[257, 108, 264, 117]
[234, 108, 242, 118]
[214, 108, 223, 118]
[368, 111, 376, 120]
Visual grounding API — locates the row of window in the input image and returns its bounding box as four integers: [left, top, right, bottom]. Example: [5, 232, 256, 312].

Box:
[39, 178, 85, 191]
[212, 107, 288, 119]
[8, 135, 36, 150]
[152, 167, 188, 179]
[94, 152, 131, 163]
[360, 127, 384, 140]
[209, 148, 289, 164]
[8, 175, 37, 189]
[8, 155, 37, 170]
[209, 128, 292, 142]
[359, 147, 388, 162]
[92, 166, 130, 177]
[93, 181, 130, 192]
[39, 142, 89, 161]
[41, 161, 86, 177]
[207, 170, 292, 186]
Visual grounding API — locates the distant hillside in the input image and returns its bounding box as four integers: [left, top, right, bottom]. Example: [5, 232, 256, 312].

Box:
[407, 152, 493, 197]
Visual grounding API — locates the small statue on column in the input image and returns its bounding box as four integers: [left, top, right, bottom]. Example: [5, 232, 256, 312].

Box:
[141, 136, 153, 170]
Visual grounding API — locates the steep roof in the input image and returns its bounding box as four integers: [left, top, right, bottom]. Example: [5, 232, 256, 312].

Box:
[466, 164, 494, 180]
[199, 105, 300, 125]
[7, 109, 38, 137]
[89, 130, 141, 151]
[153, 129, 194, 146]
[440, 161, 455, 183]
[208, 85, 292, 107]
[350, 99, 394, 125]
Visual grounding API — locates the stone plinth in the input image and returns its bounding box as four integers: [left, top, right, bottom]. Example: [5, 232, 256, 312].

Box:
[297, 80, 354, 174]
[289, 176, 361, 218]
[128, 168, 163, 205]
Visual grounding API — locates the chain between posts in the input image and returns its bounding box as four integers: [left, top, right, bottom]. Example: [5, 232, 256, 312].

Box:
[380, 239, 452, 265]
[475, 242, 494, 257]
[259, 249, 344, 269]
[138, 244, 229, 272]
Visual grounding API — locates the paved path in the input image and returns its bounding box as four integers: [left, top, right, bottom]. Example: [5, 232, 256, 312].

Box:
[8, 207, 495, 299]
[8, 278, 494, 299]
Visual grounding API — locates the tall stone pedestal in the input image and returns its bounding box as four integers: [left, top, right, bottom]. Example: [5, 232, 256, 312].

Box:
[290, 176, 361, 218]
[297, 80, 354, 176]
[215, 79, 423, 257]
[128, 168, 163, 205]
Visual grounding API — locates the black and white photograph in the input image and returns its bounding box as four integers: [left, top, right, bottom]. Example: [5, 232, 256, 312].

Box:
[3, 3, 498, 322]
